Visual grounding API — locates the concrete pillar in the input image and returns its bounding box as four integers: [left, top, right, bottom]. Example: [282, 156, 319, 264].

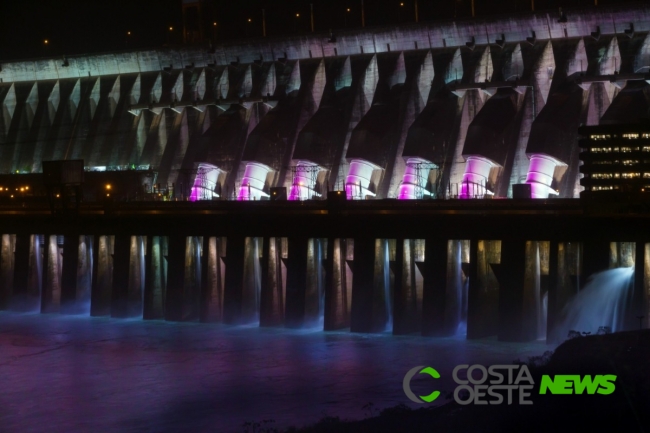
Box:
[467, 240, 501, 339]
[77, 236, 93, 312]
[548, 241, 582, 341]
[636, 243, 650, 329]
[60, 235, 80, 314]
[285, 237, 309, 328]
[631, 242, 646, 331]
[241, 237, 262, 324]
[0, 234, 16, 310]
[165, 235, 186, 322]
[111, 235, 131, 318]
[144, 236, 167, 320]
[200, 236, 225, 323]
[324, 238, 352, 330]
[393, 239, 423, 335]
[41, 235, 61, 313]
[223, 236, 246, 324]
[371, 239, 394, 333]
[582, 240, 610, 285]
[127, 235, 145, 317]
[183, 236, 202, 321]
[91, 235, 113, 317]
[422, 238, 448, 336]
[546, 240, 559, 343]
[260, 237, 286, 327]
[11, 234, 32, 311]
[305, 238, 325, 327]
[497, 240, 541, 341]
[350, 237, 375, 333]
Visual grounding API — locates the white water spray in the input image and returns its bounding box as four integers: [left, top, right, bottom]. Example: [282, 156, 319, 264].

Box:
[557, 267, 635, 338]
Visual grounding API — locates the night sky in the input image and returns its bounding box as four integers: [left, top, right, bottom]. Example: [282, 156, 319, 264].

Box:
[0, 0, 634, 61]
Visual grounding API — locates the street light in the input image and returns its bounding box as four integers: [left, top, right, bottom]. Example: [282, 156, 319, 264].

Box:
[345, 8, 351, 27]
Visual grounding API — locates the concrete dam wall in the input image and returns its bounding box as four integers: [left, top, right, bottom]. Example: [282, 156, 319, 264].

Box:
[2, 3, 650, 200]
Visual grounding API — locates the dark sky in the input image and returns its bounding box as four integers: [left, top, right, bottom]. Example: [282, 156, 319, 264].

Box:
[0, 0, 634, 61]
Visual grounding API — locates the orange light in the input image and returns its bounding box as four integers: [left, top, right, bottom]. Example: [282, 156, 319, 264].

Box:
[127, 31, 131, 35]
[213, 22, 217, 26]
[25, 186, 29, 190]
[56, 194, 60, 198]
[347, 8, 351, 12]
[44, 39, 49, 45]
[106, 194, 110, 197]
[106, 184, 112, 190]
[169, 26, 173, 31]
[247, 18, 252, 22]
[296, 13, 300, 17]
[20, 188, 24, 192]
[10, 195, 14, 198]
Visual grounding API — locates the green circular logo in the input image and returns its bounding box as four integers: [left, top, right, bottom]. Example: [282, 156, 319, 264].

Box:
[403, 366, 441, 404]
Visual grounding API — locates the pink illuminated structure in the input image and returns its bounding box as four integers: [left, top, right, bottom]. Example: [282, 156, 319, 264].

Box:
[398, 158, 435, 200]
[524, 154, 562, 198]
[459, 156, 495, 199]
[288, 161, 322, 201]
[237, 162, 272, 201]
[345, 159, 379, 200]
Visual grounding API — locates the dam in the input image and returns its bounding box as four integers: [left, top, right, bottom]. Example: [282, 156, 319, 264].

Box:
[0, 3, 649, 342]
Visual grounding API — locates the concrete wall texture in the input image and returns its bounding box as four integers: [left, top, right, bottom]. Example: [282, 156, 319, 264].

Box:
[1, 3, 650, 199]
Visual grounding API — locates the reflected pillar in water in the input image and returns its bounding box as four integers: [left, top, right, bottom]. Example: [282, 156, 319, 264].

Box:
[260, 237, 286, 327]
[285, 237, 308, 328]
[393, 239, 424, 335]
[91, 235, 114, 316]
[0, 234, 16, 310]
[467, 240, 500, 339]
[144, 236, 168, 320]
[41, 235, 62, 313]
[522, 241, 549, 341]
[324, 238, 353, 330]
[200, 236, 226, 323]
[127, 236, 145, 318]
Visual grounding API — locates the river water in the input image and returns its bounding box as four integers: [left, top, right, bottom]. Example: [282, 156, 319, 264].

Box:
[0, 313, 549, 433]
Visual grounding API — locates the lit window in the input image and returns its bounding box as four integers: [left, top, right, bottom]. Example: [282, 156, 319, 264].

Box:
[622, 160, 639, 166]
[621, 173, 641, 179]
[590, 134, 611, 140]
[620, 147, 632, 153]
[622, 133, 639, 139]
[643, 133, 650, 139]
[591, 173, 613, 179]
[644, 173, 650, 178]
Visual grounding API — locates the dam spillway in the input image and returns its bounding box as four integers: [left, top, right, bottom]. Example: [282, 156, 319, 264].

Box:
[0, 4, 650, 342]
[2, 4, 650, 199]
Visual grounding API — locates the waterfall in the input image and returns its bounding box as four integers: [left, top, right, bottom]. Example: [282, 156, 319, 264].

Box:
[557, 267, 635, 338]
[383, 239, 393, 332]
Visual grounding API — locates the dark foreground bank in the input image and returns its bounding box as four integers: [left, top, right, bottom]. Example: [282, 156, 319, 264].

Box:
[269, 330, 650, 433]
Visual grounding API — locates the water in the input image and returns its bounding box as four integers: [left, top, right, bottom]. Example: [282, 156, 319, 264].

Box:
[557, 267, 635, 338]
[0, 312, 547, 433]
[383, 239, 393, 332]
